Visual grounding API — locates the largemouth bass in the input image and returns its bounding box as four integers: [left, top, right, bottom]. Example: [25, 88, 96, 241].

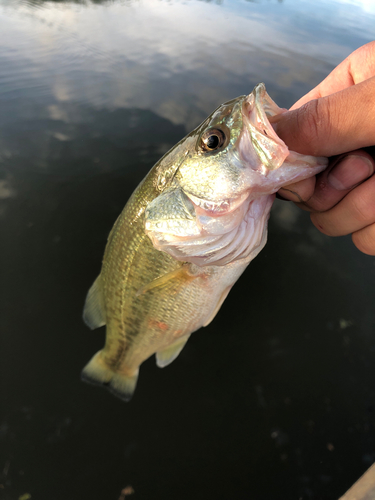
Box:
[82, 84, 327, 401]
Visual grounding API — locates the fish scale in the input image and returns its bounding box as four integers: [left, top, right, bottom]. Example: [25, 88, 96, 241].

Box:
[81, 84, 327, 401]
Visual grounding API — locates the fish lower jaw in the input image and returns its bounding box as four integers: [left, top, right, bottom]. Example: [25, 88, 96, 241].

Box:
[185, 190, 249, 217]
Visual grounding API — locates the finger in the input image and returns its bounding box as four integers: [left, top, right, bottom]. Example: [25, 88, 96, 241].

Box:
[352, 223, 375, 256]
[310, 174, 375, 236]
[302, 152, 374, 212]
[277, 151, 374, 208]
[273, 76, 375, 157]
[278, 176, 316, 203]
[289, 41, 375, 110]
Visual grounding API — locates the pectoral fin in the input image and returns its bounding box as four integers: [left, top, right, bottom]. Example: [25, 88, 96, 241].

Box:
[136, 265, 198, 296]
[83, 275, 106, 329]
[156, 335, 190, 368]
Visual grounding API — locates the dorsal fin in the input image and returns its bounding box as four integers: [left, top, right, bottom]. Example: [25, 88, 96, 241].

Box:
[83, 275, 106, 330]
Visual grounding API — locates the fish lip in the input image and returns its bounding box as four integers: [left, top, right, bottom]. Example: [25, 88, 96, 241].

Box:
[239, 84, 289, 172]
[184, 190, 249, 217]
[242, 83, 281, 139]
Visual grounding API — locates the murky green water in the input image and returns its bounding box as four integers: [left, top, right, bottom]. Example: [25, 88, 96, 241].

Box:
[1, 1, 375, 499]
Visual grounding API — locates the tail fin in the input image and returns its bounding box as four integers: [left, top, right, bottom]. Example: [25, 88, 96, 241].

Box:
[81, 351, 138, 402]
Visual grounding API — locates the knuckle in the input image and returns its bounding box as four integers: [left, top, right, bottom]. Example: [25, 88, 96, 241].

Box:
[296, 99, 329, 155]
[353, 42, 375, 77]
[306, 177, 340, 212]
[351, 187, 375, 223]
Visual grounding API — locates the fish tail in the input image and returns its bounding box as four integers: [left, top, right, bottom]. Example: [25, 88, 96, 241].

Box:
[81, 351, 138, 402]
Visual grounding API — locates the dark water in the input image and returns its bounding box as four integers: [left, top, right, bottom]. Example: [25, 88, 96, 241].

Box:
[1, 1, 375, 499]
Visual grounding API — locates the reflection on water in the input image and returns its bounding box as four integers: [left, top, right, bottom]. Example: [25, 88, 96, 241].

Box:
[1, 0, 372, 128]
[1, 0, 375, 499]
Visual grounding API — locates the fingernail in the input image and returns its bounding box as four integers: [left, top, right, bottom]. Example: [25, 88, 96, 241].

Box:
[328, 155, 374, 191]
[277, 187, 303, 203]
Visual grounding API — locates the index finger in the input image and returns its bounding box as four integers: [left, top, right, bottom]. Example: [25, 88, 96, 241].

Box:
[290, 41, 375, 110]
[273, 77, 375, 157]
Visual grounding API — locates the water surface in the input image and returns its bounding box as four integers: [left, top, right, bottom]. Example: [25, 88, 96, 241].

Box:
[1, 1, 375, 499]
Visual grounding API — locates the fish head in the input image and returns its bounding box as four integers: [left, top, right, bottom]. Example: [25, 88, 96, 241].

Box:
[145, 84, 328, 267]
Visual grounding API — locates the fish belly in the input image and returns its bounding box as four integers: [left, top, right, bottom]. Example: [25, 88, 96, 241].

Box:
[81, 171, 249, 400]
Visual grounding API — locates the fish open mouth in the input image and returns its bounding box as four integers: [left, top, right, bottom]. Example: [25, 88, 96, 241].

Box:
[239, 83, 289, 173]
[184, 191, 249, 217]
[144, 85, 291, 266]
[145, 189, 272, 267]
[144, 83, 328, 267]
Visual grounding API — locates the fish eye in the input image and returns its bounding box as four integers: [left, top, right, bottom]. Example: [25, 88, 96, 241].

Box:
[200, 128, 226, 152]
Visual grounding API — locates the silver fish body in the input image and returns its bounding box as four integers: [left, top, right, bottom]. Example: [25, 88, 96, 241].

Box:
[81, 84, 327, 401]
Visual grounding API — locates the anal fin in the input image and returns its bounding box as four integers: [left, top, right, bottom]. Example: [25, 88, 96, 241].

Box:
[156, 335, 190, 368]
[83, 275, 106, 330]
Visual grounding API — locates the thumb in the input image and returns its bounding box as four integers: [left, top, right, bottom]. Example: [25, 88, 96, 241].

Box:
[272, 76, 375, 157]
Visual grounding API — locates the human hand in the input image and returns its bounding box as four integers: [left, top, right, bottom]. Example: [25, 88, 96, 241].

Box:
[271, 41, 375, 255]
